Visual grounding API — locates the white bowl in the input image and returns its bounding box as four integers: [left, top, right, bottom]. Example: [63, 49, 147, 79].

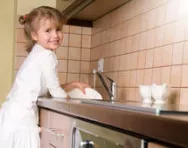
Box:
[68, 88, 103, 100]
[151, 83, 168, 104]
[139, 85, 152, 103]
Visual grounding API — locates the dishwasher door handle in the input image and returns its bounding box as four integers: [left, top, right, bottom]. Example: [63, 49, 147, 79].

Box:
[80, 140, 95, 148]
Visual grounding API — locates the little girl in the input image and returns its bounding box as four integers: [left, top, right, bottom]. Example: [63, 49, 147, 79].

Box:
[0, 6, 89, 148]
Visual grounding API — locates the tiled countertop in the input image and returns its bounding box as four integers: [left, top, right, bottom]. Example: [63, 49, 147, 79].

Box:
[37, 97, 188, 147]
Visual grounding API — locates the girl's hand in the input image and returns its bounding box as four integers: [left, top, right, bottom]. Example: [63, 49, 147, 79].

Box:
[74, 82, 90, 94]
[61, 81, 90, 94]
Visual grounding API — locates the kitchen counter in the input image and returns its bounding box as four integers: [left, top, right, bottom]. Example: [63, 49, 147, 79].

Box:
[37, 97, 188, 148]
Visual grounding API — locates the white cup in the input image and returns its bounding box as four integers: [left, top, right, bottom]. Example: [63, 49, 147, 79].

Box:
[139, 85, 152, 103]
[151, 83, 168, 104]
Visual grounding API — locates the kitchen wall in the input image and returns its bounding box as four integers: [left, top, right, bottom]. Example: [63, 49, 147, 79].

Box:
[15, 17, 91, 85]
[0, 0, 16, 105]
[91, 0, 188, 104]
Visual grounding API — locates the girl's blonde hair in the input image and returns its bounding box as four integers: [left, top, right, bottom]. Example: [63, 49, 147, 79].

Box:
[19, 6, 66, 52]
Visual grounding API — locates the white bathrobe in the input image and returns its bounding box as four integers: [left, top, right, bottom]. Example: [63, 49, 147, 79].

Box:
[0, 44, 67, 148]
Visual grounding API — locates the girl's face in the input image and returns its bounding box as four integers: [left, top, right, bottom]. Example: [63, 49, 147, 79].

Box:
[32, 18, 63, 51]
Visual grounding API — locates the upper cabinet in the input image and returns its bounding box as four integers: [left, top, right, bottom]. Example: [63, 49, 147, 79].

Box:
[58, 0, 131, 21]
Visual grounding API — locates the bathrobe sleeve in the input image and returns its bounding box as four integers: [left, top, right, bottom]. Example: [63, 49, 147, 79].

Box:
[41, 51, 67, 98]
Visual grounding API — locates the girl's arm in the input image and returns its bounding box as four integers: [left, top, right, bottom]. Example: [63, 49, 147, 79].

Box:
[61, 81, 90, 94]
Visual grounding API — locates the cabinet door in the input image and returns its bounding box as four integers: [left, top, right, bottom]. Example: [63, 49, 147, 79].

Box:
[41, 128, 64, 148]
[50, 111, 73, 148]
[40, 109, 73, 148]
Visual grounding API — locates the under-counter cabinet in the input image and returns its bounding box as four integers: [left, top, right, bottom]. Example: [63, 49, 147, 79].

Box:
[40, 109, 74, 148]
[39, 109, 167, 148]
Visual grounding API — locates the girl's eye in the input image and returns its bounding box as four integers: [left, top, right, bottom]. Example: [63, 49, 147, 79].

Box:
[56, 28, 62, 32]
[45, 29, 51, 32]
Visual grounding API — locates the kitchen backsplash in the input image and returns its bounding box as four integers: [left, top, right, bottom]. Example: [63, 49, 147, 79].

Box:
[90, 0, 188, 104]
[15, 0, 188, 104]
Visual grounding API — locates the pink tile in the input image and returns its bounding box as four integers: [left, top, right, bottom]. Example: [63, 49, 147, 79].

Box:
[144, 69, 152, 85]
[69, 34, 81, 47]
[145, 49, 154, 68]
[68, 47, 81, 60]
[162, 45, 172, 66]
[70, 26, 82, 34]
[161, 66, 171, 85]
[58, 73, 67, 84]
[170, 65, 182, 87]
[56, 46, 68, 60]
[136, 69, 144, 86]
[153, 47, 163, 67]
[183, 41, 188, 64]
[152, 68, 161, 84]
[57, 60, 67, 73]
[163, 23, 175, 45]
[137, 51, 146, 69]
[172, 43, 183, 65]
[180, 88, 188, 104]
[129, 70, 137, 87]
[181, 65, 188, 87]
[154, 26, 164, 47]
[82, 35, 91, 48]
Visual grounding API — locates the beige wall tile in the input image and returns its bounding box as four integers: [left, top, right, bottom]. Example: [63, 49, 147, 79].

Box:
[82, 35, 91, 48]
[62, 33, 69, 46]
[16, 29, 26, 43]
[67, 73, 80, 83]
[70, 26, 82, 34]
[170, 65, 182, 87]
[153, 47, 163, 67]
[155, 26, 164, 47]
[181, 65, 188, 87]
[81, 48, 90, 61]
[58, 73, 67, 84]
[139, 32, 147, 50]
[145, 49, 154, 68]
[63, 25, 70, 33]
[183, 41, 188, 64]
[162, 45, 172, 66]
[138, 51, 146, 69]
[156, 4, 167, 27]
[152, 68, 161, 84]
[136, 69, 144, 86]
[173, 20, 185, 42]
[80, 61, 90, 74]
[56, 46, 68, 60]
[161, 66, 171, 85]
[163, 23, 175, 45]
[144, 69, 152, 85]
[15, 43, 27, 56]
[68, 47, 81, 60]
[69, 34, 81, 47]
[57, 60, 67, 73]
[172, 43, 183, 65]
[146, 29, 155, 49]
[68, 60, 80, 73]
[180, 88, 188, 104]
[129, 70, 137, 87]
[82, 27, 92, 35]
[80, 74, 89, 84]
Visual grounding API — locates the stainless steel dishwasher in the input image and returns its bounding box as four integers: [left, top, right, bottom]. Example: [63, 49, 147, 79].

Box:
[72, 119, 146, 148]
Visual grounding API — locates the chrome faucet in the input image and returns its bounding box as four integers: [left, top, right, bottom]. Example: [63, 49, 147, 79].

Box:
[93, 69, 116, 101]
